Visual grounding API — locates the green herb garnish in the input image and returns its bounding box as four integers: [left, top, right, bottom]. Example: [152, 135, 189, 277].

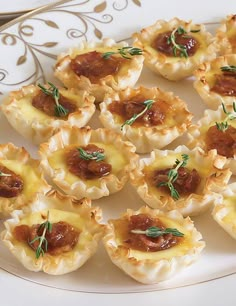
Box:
[0, 171, 11, 177]
[78, 147, 105, 162]
[29, 211, 52, 259]
[158, 154, 189, 200]
[131, 226, 184, 237]
[167, 26, 188, 58]
[220, 65, 236, 73]
[215, 102, 236, 132]
[38, 82, 68, 117]
[102, 46, 143, 60]
[120, 99, 154, 130]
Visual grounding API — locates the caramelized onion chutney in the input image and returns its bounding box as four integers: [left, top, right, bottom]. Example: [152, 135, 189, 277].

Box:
[206, 125, 236, 158]
[153, 166, 201, 196]
[117, 214, 181, 252]
[108, 96, 168, 127]
[211, 72, 236, 96]
[152, 30, 199, 57]
[66, 144, 112, 180]
[32, 91, 76, 117]
[0, 165, 24, 198]
[14, 221, 79, 256]
[70, 51, 125, 83]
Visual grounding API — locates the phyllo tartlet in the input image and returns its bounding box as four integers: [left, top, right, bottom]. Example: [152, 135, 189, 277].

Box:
[1, 190, 105, 275]
[39, 126, 138, 200]
[132, 17, 217, 81]
[0, 83, 95, 144]
[130, 146, 231, 217]
[212, 182, 236, 240]
[54, 38, 144, 102]
[103, 206, 205, 284]
[194, 54, 236, 109]
[187, 102, 236, 174]
[0, 143, 51, 218]
[215, 14, 236, 55]
[99, 86, 192, 153]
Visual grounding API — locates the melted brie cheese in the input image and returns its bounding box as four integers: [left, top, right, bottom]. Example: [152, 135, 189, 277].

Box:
[222, 196, 236, 224]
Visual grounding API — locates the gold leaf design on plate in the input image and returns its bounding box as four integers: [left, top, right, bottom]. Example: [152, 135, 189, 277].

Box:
[1, 34, 17, 46]
[43, 42, 58, 47]
[20, 25, 34, 36]
[17, 55, 27, 66]
[94, 1, 107, 13]
[94, 28, 103, 39]
[44, 20, 59, 29]
[132, 0, 141, 6]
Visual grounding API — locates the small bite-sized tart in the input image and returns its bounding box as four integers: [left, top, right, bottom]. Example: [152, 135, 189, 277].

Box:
[1, 190, 105, 275]
[0, 83, 95, 144]
[187, 103, 236, 174]
[212, 183, 236, 240]
[0, 143, 50, 218]
[129, 146, 231, 217]
[54, 38, 144, 102]
[215, 14, 236, 55]
[103, 206, 205, 284]
[99, 86, 192, 153]
[194, 54, 236, 109]
[39, 126, 138, 200]
[132, 17, 217, 81]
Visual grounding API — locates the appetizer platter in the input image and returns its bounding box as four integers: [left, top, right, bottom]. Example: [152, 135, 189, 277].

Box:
[0, 0, 236, 293]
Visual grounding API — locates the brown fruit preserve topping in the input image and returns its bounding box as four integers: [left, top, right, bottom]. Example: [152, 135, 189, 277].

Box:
[0, 165, 24, 198]
[211, 73, 236, 96]
[153, 166, 201, 196]
[14, 221, 79, 256]
[70, 51, 125, 84]
[152, 30, 199, 57]
[123, 214, 180, 252]
[66, 144, 112, 180]
[32, 91, 76, 117]
[108, 96, 168, 127]
[205, 125, 236, 158]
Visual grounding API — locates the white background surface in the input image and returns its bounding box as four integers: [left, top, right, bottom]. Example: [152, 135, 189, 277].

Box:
[0, 0, 236, 305]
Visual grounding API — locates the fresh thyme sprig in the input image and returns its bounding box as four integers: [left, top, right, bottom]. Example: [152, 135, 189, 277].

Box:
[38, 82, 68, 117]
[158, 154, 189, 200]
[102, 46, 143, 60]
[120, 99, 154, 130]
[0, 171, 11, 177]
[29, 211, 52, 259]
[215, 102, 236, 132]
[131, 226, 184, 238]
[78, 147, 105, 162]
[167, 26, 189, 58]
[220, 65, 236, 73]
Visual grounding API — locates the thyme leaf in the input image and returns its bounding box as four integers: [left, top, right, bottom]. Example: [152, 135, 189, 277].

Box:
[38, 82, 68, 117]
[29, 211, 52, 259]
[131, 226, 184, 238]
[78, 147, 105, 162]
[157, 154, 189, 200]
[215, 102, 236, 132]
[102, 46, 143, 60]
[167, 26, 193, 58]
[120, 99, 154, 130]
[220, 65, 236, 73]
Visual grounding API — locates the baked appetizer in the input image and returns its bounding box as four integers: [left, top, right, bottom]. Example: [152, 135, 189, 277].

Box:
[0, 143, 51, 218]
[187, 103, 236, 174]
[99, 86, 192, 153]
[1, 190, 105, 275]
[130, 146, 231, 217]
[0, 83, 95, 144]
[132, 17, 217, 81]
[39, 126, 138, 200]
[54, 38, 144, 102]
[212, 183, 236, 240]
[194, 54, 236, 109]
[103, 205, 205, 284]
[215, 14, 236, 55]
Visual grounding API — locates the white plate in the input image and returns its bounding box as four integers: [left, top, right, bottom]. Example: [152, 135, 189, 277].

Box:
[0, 0, 236, 296]
[0, 0, 59, 18]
